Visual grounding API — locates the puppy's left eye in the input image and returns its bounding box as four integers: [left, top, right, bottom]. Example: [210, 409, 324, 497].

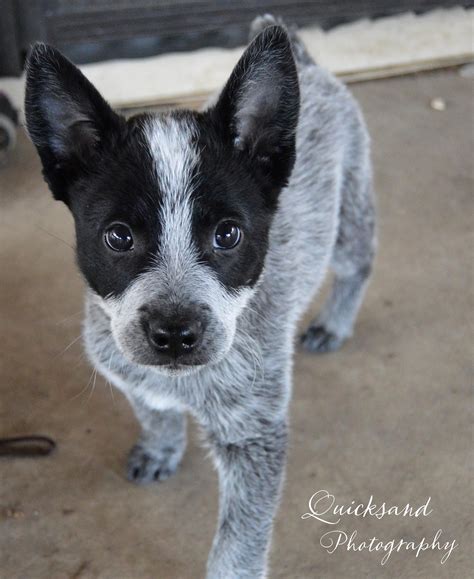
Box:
[104, 223, 134, 252]
[214, 221, 241, 250]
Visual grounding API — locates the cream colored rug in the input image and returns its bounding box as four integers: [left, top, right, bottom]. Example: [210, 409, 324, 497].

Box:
[1, 7, 472, 113]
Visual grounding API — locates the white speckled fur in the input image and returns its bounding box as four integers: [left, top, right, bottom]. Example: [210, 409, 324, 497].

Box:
[82, 16, 375, 579]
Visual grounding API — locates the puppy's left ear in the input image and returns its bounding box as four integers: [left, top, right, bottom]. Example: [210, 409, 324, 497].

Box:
[212, 25, 299, 197]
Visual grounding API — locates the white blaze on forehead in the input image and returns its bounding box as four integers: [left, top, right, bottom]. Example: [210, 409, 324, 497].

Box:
[133, 114, 255, 351]
[144, 115, 200, 277]
[99, 116, 256, 369]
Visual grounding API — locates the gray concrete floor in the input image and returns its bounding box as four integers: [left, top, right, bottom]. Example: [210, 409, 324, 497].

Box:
[0, 70, 472, 579]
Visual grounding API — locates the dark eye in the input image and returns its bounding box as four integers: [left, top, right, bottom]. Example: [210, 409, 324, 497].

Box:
[214, 221, 242, 250]
[104, 223, 134, 252]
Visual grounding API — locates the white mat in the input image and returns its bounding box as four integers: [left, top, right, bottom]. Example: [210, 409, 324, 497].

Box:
[1, 7, 472, 113]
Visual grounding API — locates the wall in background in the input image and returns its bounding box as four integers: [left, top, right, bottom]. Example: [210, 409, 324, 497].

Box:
[1, 0, 472, 76]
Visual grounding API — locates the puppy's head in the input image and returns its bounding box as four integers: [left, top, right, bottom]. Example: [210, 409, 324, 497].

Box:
[25, 27, 299, 376]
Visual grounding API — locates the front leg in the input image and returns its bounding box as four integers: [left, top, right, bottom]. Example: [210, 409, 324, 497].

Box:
[207, 420, 287, 579]
[126, 396, 187, 484]
[83, 296, 187, 484]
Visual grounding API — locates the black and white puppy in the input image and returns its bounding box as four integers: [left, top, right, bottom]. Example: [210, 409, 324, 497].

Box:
[25, 15, 375, 579]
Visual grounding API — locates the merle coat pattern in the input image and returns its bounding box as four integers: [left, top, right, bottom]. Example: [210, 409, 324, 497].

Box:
[25, 15, 375, 579]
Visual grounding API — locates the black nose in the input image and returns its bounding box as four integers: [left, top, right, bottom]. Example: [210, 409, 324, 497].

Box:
[146, 316, 202, 359]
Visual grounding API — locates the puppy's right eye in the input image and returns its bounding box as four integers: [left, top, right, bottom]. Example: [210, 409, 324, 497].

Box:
[104, 223, 134, 252]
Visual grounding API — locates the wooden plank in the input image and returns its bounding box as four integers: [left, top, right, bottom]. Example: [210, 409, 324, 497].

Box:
[118, 54, 474, 112]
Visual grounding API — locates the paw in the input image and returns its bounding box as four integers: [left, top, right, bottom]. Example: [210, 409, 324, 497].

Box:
[300, 325, 344, 354]
[126, 442, 182, 484]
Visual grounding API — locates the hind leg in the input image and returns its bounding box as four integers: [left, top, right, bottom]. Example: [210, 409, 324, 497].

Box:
[302, 178, 376, 353]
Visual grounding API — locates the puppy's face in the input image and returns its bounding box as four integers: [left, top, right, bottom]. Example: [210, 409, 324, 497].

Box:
[25, 27, 299, 375]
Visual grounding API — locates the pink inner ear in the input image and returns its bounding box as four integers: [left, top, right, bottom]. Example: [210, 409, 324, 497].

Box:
[235, 85, 280, 148]
[43, 93, 100, 157]
[25, 42, 120, 162]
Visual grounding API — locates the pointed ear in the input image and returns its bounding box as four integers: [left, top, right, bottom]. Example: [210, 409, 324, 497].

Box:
[212, 26, 299, 196]
[25, 43, 122, 201]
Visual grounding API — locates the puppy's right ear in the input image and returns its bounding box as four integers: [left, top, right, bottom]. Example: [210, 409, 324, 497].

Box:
[25, 43, 123, 202]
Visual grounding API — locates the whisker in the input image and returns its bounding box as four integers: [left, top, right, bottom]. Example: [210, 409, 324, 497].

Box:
[35, 225, 75, 250]
[244, 304, 269, 327]
[53, 334, 82, 360]
[107, 380, 116, 405]
[55, 310, 83, 326]
[106, 352, 117, 406]
[68, 367, 96, 402]
[86, 369, 98, 403]
[236, 329, 265, 390]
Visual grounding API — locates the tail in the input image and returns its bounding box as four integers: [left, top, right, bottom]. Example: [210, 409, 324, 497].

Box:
[249, 14, 314, 66]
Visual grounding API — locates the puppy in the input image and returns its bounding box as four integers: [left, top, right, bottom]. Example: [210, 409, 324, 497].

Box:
[25, 15, 375, 579]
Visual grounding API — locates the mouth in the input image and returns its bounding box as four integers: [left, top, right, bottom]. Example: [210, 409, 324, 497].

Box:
[115, 336, 212, 376]
[148, 361, 205, 377]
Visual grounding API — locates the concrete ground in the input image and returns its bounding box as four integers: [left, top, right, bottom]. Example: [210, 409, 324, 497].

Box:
[0, 70, 472, 579]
